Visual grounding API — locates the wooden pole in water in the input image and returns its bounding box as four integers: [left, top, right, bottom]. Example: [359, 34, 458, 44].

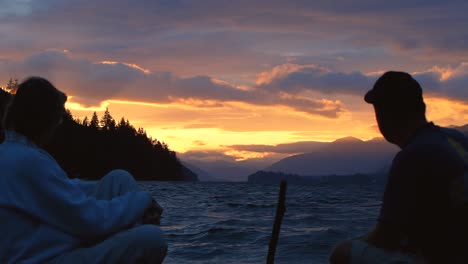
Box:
[267, 180, 287, 264]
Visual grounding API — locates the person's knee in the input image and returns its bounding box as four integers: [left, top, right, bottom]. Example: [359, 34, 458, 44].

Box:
[104, 169, 135, 184]
[330, 240, 352, 264]
[100, 225, 166, 263]
[127, 225, 167, 252]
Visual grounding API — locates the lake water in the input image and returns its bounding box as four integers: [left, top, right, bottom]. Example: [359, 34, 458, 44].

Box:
[140, 181, 384, 264]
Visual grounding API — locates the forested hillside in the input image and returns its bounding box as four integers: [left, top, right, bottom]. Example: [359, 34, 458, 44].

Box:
[0, 87, 196, 181]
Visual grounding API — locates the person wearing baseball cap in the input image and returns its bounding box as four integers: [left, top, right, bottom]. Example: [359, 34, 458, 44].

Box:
[330, 71, 468, 263]
[364, 71, 427, 146]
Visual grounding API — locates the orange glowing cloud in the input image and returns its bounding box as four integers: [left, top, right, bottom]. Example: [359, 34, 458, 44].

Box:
[100, 61, 151, 74]
[425, 96, 468, 126]
[255, 63, 327, 86]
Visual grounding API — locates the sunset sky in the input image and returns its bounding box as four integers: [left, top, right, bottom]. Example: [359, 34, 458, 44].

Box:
[1, 0, 468, 162]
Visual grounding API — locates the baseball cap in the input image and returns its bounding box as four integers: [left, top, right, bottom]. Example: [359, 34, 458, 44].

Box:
[364, 71, 423, 107]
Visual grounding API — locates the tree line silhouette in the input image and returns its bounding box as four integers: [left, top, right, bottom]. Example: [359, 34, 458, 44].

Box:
[0, 86, 197, 181]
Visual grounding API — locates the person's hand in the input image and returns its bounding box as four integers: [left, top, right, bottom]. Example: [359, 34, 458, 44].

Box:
[142, 199, 163, 225]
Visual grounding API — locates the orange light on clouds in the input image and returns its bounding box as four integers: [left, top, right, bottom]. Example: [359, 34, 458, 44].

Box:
[65, 92, 466, 161]
[100, 61, 151, 74]
[65, 97, 109, 112]
[255, 63, 326, 86]
[223, 150, 279, 161]
[425, 96, 468, 126]
[67, 95, 380, 156]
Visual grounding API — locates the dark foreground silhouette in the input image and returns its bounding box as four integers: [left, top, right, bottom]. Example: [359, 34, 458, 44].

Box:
[330, 71, 468, 264]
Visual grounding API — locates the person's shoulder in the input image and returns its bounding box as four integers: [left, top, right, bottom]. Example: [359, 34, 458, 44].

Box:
[23, 148, 59, 170]
[0, 144, 54, 185]
[406, 124, 458, 152]
[439, 126, 468, 145]
[16, 150, 65, 184]
[2, 142, 56, 168]
[399, 124, 465, 168]
[0, 140, 34, 159]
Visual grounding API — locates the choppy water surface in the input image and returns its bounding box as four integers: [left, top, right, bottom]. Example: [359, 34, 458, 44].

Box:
[140, 182, 383, 264]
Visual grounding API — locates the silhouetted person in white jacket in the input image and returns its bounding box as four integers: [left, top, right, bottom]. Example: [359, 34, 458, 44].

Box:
[0, 77, 167, 264]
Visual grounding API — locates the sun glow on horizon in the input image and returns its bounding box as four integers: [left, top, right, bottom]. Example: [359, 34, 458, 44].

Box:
[65, 98, 109, 112]
[64, 89, 467, 162]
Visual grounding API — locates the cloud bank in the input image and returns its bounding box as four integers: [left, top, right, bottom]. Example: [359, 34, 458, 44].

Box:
[1, 51, 467, 120]
[0, 51, 344, 117]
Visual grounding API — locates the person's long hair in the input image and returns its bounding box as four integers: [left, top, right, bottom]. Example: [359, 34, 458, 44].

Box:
[3, 77, 67, 143]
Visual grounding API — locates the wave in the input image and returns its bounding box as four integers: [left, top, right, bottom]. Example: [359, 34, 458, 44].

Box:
[226, 202, 276, 208]
[146, 181, 380, 264]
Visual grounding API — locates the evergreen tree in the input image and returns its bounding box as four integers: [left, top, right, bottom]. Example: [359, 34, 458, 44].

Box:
[6, 78, 12, 92]
[64, 109, 73, 121]
[89, 112, 99, 129]
[100, 107, 116, 131]
[82, 116, 89, 127]
[13, 79, 18, 93]
[0, 88, 12, 142]
[118, 117, 126, 128]
[6, 78, 18, 94]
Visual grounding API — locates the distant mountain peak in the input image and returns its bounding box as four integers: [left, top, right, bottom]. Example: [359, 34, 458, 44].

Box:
[369, 137, 385, 142]
[333, 136, 363, 143]
[267, 135, 398, 176]
[457, 124, 468, 130]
